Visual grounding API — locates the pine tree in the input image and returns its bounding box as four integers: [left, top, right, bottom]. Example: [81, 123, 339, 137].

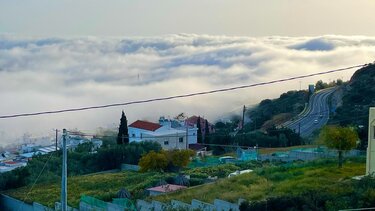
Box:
[197, 116, 202, 144]
[117, 111, 129, 144]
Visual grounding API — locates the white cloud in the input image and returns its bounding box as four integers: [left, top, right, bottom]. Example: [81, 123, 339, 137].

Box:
[0, 34, 374, 146]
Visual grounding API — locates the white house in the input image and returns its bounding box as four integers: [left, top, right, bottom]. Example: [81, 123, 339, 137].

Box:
[128, 120, 188, 150]
[158, 116, 198, 145]
[128, 120, 162, 143]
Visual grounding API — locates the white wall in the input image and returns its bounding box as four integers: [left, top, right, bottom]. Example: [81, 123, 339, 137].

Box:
[128, 127, 153, 143]
[187, 127, 198, 145]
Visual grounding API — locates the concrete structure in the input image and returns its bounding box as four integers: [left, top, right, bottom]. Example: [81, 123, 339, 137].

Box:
[147, 184, 187, 196]
[366, 107, 375, 175]
[128, 120, 188, 150]
[236, 147, 258, 161]
[142, 128, 187, 150]
[159, 116, 198, 145]
[308, 84, 315, 93]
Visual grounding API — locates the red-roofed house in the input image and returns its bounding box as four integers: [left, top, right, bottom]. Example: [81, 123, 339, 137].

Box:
[185, 116, 214, 143]
[128, 120, 187, 150]
[129, 120, 162, 132]
[128, 120, 162, 143]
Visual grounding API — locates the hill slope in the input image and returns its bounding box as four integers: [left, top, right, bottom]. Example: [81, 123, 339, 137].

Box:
[245, 90, 309, 131]
[330, 63, 375, 147]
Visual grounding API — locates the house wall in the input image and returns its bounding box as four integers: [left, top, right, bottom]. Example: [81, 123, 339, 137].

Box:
[128, 127, 150, 143]
[143, 132, 187, 150]
[367, 107, 375, 175]
[187, 127, 198, 145]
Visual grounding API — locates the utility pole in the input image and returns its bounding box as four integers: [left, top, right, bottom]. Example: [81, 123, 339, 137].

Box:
[242, 105, 246, 130]
[55, 129, 58, 151]
[61, 129, 67, 211]
[186, 126, 188, 150]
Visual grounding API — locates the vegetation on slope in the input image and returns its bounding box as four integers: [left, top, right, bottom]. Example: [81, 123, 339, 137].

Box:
[330, 63, 375, 149]
[244, 90, 309, 131]
[0, 141, 162, 191]
[4, 171, 175, 208]
[152, 158, 369, 210]
[2, 163, 249, 208]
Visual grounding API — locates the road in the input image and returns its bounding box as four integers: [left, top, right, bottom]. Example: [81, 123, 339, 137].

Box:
[284, 87, 336, 138]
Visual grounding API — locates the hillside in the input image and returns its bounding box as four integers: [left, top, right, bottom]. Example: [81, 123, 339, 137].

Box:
[244, 90, 309, 131]
[330, 63, 375, 147]
[3, 171, 173, 208]
[152, 158, 370, 210]
[4, 158, 369, 210]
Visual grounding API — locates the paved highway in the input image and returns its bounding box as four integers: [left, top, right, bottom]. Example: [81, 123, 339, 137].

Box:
[284, 88, 336, 138]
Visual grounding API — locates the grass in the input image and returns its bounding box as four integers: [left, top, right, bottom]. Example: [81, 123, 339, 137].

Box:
[3, 158, 366, 208]
[151, 158, 366, 204]
[4, 171, 176, 208]
[258, 145, 318, 155]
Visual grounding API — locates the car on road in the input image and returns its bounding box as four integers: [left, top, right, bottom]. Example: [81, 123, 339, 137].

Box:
[314, 119, 318, 124]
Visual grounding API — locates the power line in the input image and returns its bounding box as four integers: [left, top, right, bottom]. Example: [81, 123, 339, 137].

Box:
[67, 110, 369, 140]
[0, 63, 368, 119]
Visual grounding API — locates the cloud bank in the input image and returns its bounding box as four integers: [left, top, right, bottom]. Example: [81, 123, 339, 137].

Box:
[0, 34, 374, 146]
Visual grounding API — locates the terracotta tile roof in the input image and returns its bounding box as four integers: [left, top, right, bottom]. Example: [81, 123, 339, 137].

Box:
[4, 161, 17, 165]
[147, 184, 187, 193]
[129, 120, 162, 131]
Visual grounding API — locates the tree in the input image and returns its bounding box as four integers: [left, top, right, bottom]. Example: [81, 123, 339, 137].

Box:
[319, 126, 358, 168]
[139, 149, 194, 172]
[168, 149, 195, 171]
[117, 111, 129, 144]
[204, 119, 210, 144]
[197, 116, 202, 144]
[315, 80, 328, 91]
[139, 151, 168, 172]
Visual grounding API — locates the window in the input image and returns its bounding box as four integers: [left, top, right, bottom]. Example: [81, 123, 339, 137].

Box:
[164, 141, 169, 145]
[132, 134, 135, 137]
[179, 137, 183, 143]
[193, 133, 196, 136]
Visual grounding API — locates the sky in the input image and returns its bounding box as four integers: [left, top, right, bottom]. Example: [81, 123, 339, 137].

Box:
[1, 0, 375, 37]
[0, 1, 375, 146]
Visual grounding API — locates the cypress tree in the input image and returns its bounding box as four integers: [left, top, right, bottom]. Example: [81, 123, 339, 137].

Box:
[204, 119, 210, 144]
[197, 116, 202, 144]
[117, 111, 129, 144]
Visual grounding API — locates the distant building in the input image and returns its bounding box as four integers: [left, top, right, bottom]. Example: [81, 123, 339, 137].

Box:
[20, 143, 37, 153]
[185, 116, 214, 144]
[63, 135, 102, 151]
[37, 145, 59, 154]
[147, 184, 187, 196]
[0, 160, 27, 173]
[308, 84, 315, 93]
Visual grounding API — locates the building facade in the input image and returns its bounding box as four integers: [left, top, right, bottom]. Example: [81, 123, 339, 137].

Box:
[366, 107, 375, 175]
[128, 120, 188, 150]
